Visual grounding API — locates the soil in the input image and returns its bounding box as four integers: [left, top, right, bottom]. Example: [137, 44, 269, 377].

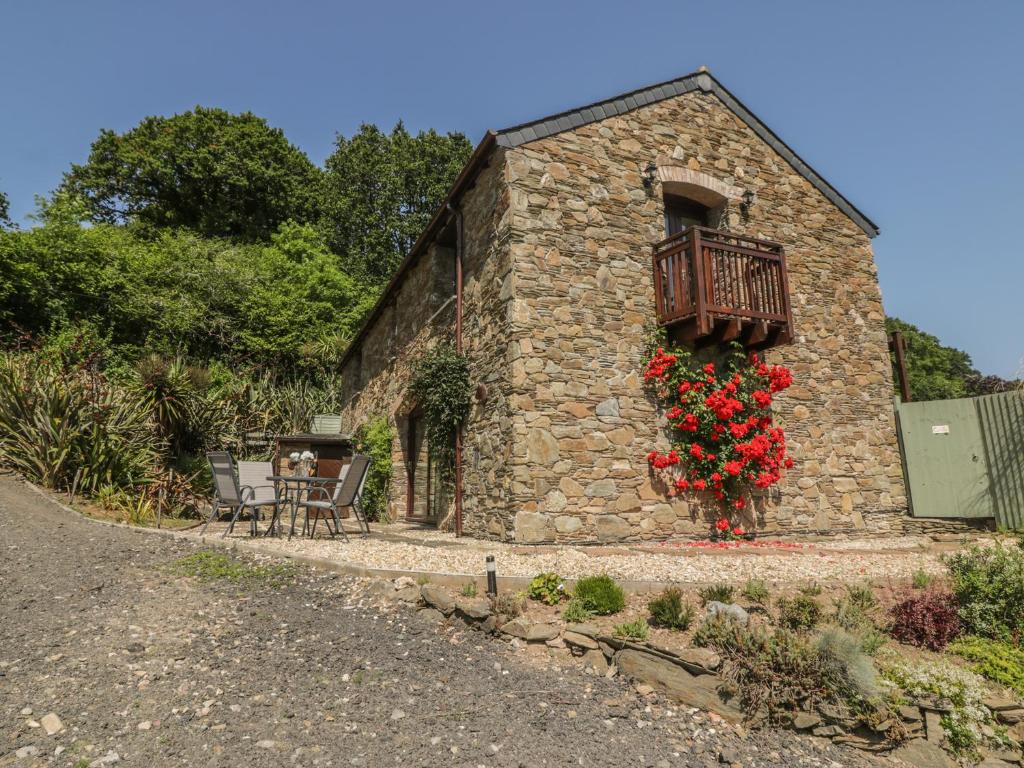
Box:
[1, 475, 891, 767]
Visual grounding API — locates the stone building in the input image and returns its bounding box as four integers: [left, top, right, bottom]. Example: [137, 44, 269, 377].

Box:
[339, 69, 909, 542]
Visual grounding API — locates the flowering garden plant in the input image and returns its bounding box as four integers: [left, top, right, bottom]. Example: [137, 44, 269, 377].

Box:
[644, 343, 794, 537]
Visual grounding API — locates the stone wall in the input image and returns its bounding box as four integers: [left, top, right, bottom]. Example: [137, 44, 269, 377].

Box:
[339, 153, 517, 527]
[498, 88, 908, 542]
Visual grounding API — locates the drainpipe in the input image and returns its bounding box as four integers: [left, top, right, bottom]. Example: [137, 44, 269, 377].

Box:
[446, 202, 465, 537]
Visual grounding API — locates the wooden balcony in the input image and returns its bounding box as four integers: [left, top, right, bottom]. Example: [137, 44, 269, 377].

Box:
[652, 225, 794, 350]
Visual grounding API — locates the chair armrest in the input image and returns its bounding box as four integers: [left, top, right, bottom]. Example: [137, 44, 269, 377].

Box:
[303, 486, 332, 503]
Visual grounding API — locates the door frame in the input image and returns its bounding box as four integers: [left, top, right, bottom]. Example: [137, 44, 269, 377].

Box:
[404, 410, 435, 523]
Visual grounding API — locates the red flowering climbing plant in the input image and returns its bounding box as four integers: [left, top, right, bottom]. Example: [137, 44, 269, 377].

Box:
[644, 344, 794, 535]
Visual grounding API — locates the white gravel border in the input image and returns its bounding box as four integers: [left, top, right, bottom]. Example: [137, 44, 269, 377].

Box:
[195, 522, 958, 586]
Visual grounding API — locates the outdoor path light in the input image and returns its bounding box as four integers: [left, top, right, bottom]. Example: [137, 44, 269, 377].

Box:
[486, 555, 497, 596]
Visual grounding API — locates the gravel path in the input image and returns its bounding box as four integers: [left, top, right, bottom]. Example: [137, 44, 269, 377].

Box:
[1, 476, 890, 767]
[198, 521, 954, 586]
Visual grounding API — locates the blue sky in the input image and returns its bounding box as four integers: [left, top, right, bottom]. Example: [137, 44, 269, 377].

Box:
[2, 0, 1022, 377]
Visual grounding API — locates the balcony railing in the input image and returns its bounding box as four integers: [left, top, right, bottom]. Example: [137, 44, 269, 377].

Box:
[652, 225, 794, 350]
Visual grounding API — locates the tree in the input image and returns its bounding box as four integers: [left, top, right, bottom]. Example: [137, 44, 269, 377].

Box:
[62, 107, 323, 241]
[0, 188, 10, 228]
[236, 222, 378, 371]
[885, 317, 1019, 400]
[322, 123, 472, 285]
[0, 197, 373, 374]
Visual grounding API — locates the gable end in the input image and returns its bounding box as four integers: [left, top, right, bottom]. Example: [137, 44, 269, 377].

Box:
[495, 71, 879, 238]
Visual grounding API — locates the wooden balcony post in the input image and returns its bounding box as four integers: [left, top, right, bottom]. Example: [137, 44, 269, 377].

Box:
[651, 246, 665, 321]
[690, 227, 710, 336]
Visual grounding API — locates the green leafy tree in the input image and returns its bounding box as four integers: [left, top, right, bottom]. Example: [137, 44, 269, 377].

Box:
[0, 188, 11, 228]
[322, 123, 472, 285]
[886, 317, 979, 401]
[62, 107, 323, 241]
[236, 222, 378, 371]
[887, 317, 1020, 400]
[0, 198, 371, 374]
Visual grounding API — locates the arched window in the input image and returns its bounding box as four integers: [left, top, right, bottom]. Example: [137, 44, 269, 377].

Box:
[657, 169, 734, 235]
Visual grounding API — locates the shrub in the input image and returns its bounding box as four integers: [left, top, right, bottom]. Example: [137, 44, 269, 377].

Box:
[777, 595, 822, 632]
[573, 575, 626, 616]
[832, 591, 886, 656]
[945, 543, 1024, 641]
[881, 659, 993, 758]
[698, 583, 735, 605]
[562, 598, 593, 623]
[816, 627, 878, 698]
[859, 629, 887, 656]
[613, 617, 650, 641]
[354, 415, 394, 522]
[890, 589, 962, 650]
[741, 578, 770, 605]
[912, 569, 933, 589]
[491, 591, 526, 619]
[799, 582, 823, 597]
[949, 636, 1024, 697]
[460, 582, 477, 598]
[0, 351, 158, 494]
[648, 588, 695, 630]
[693, 614, 738, 649]
[844, 583, 878, 612]
[695, 617, 877, 722]
[528, 572, 565, 605]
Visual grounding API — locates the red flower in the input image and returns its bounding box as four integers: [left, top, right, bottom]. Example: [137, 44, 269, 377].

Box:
[643, 346, 793, 520]
[732, 526, 745, 536]
[715, 518, 730, 532]
[768, 365, 793, 393]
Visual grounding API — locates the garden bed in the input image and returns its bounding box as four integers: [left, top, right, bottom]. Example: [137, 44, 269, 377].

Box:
[364, 539, 1024, 767]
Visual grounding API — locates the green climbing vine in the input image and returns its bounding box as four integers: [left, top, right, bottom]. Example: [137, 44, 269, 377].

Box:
[354, 415, 395, 522]
[409, 343, 471, 483]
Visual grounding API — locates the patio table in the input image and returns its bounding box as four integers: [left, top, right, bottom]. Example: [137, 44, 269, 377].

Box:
[264, 475, 338, 539]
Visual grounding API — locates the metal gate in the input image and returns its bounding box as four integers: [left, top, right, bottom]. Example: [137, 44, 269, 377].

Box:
[895, 390, 1024, 529]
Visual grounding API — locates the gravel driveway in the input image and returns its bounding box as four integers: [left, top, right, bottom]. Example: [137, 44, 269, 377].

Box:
[0, 476, 888, 767]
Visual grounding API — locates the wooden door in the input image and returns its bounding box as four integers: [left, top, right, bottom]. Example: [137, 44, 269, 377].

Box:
[405, 413, 435, 522]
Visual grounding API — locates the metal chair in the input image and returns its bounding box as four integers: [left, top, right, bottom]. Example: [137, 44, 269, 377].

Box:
[230, 460, 287, 537]
[199, 453, 284, 537]
[200, 452, 242, 535]
[296, 454, 372, 540]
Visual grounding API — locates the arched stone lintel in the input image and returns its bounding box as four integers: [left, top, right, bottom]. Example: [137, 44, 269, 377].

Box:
[655, 165, 742, 207]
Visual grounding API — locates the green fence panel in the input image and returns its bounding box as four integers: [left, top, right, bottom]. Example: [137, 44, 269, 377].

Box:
[896, 391, 1024, 527]
[975, 391, 1024, 530]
